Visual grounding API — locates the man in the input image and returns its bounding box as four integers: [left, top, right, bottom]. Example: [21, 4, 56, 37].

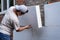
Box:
[0, 5, 32, 40]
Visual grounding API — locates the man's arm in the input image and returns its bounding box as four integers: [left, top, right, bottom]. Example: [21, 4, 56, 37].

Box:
[16, 25, 32, 32]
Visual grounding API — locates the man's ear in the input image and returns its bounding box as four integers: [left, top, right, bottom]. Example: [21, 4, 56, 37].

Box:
[13, 8, 17, 12]
[13, 9, 18, 16]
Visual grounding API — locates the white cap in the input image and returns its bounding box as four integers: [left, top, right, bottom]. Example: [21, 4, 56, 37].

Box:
[15, 5, 28, 13]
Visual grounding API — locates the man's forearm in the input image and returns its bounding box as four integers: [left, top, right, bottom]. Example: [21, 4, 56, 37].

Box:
[16, 25, 31, 32]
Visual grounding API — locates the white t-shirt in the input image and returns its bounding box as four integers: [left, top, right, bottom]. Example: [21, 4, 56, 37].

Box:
[0, 6, 20, 35]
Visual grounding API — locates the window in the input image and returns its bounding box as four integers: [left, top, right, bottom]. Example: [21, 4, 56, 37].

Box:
[9, 0, 16, 7]
[3, 0, 7, 10]
[0, 0, 16, 12]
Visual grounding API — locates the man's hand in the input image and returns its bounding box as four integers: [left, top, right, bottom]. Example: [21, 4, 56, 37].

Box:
[25, 25, 32, 29]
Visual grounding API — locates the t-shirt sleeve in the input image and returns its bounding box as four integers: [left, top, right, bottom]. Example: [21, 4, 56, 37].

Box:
[13, 20, 20, 30]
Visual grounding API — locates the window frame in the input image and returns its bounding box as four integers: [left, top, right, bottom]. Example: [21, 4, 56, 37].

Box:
[0, 0, 16, 14]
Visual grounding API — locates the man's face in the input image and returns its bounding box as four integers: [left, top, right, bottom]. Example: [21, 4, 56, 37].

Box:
[17, 11, 21, 16]
[16, 10, 25, 16]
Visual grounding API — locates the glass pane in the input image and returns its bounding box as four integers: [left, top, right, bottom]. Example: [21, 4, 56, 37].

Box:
[0, 0, 1, 12]
[3, 0, 7, 10]
[9, 0, 13, 7]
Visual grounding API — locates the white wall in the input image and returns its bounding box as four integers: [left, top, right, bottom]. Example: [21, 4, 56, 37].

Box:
[44, 2, 60, 26]
[13, 2, 60, 40]
[41, 2, 60, 40]
[13, 5, 42, 40]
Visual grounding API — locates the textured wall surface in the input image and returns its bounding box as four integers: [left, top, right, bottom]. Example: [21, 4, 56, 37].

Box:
[25, 0, 47, 5]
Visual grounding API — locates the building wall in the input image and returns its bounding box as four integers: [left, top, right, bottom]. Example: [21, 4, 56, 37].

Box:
[0, 0, 48, 25]
[0, 0, 60, 26]
[1, 0, 60, 40]
[24, 0, 48, 26]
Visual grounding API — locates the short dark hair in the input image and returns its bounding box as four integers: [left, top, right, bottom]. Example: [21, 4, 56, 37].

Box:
[16, 10, 20, 12]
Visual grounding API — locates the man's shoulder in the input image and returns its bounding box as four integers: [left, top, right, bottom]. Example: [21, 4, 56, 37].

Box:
[9, 6, 15, 10]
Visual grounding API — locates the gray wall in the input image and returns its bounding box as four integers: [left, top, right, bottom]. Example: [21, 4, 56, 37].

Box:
[13, 5, 42, 40]
[44, 2, 60, 26]
[13, 2, 60, 40]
